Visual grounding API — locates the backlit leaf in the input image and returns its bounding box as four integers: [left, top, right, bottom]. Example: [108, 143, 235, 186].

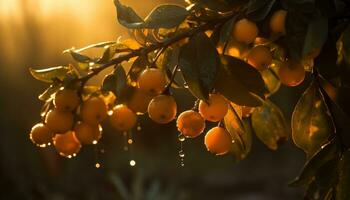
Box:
[101, 65, 127, 98]
[29, 66, 70, 83]
[260, 66, 281, 96]
[178, 32, 219, 101]
[290, 139, 338, 187]
[114, 0, 144, 29]
[247, 0, 276, 22]
[143, 5, 188, 29]
[292, 79, 334, 156]
[214, 55, 267, 106]
[303, 16, 328, 57]
[251, 100, 289, 150]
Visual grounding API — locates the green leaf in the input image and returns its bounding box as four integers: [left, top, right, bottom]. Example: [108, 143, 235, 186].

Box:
[219, 16, 237, 44]
[260, 66, 281, 96]
[336, 150, 350, 200]
[143, 4, 188, 29]
[101, 65, 127, 98]
[251, 100, 289, 150]
[96, 45, 119, 64]
[63, 41, 117, 53]
[303, 16, 328, 57]
[114, 0, 144, 29]
[190, 0, 233, 12]
[214, 55, 266, 106]
[29, 66, 70, 83]
[247, 0, 276, 22]
[38, 84, 62, 102]
[292, 79, 334, 156]
[224, 103, 252, 160]
[178, 32, 219, 101]
[290, 138, 339, 187]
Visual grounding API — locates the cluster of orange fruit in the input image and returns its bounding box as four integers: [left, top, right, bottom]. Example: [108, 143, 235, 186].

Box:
[226, 9, 315, 87]
[30, 68, 236, 157]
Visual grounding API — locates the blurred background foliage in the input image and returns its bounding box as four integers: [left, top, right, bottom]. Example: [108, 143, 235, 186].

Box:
[0, 0, 306, 199]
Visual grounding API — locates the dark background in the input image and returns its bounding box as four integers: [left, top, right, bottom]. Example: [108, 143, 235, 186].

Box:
[0, 0, 306, 199]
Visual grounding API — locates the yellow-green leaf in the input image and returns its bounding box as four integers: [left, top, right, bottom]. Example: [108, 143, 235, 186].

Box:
[29, 66, 70, 83]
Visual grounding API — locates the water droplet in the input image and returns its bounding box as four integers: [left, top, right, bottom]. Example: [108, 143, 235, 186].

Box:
[178, 134, 186, 142]
[177, 68, 181, 72]
[181, 162, 185, 167]
[95, 163, 101, 168]
[130, 160, 136, 167]
[100, 149, 105, 153]
[183, 83, 189, 88]
[123, 146, 128, 151]
[179, 150, 185, 158]
[108, 110, 114, 116]
[137, 125, 142, 131]
[128, 139, 133, 144]
[92, 140, 98, 145]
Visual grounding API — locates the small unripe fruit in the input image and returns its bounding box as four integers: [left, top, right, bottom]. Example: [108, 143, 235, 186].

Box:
[148, 95, 177, 124]
[246, 46, 272, 71]
[278, 60, 306, 87]
[110, 104, 137, 131]
[233, 18, 259, 44]
[204, 127, 232, 155]
[45, 109, 74, 133]
[30, 123, 54, 147]
[138, 68, 167, 95]
[53, 131, 81, 157]
[199, 94, 228, 122]
[54, 88, 80, 112]
[73, 122, 102, 145]
[127, 88, 155, 114]
[270, 10, 287, 35]
[81, 97, 108, 125]
[176, 110, 205, 138]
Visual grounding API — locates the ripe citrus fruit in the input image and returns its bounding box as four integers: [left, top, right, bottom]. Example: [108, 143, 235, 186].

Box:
[199, 94, 228, 122]
[246, 46, 272, 71]
[73, 121, 102, 145]
[54, 88, 80, 112]
[30, 123, 54, 147]
[204, 127, 232, 155]
[53, 131, 81, 157]
[278, 60, 306, 87]
[45, 109, 74, 133]
[233, 18, 258, 44]
[81, 96, 108, 125]
[138, 68, 167, 95]
[176, 110, 206, 138]
[127, 88, 155, 114]
[148, 95, 177, 124]
[110, 104, 137, 131]
[270, 10, 287, 35]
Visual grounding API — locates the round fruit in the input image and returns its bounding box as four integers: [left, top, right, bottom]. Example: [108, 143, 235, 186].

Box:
[176, 110, 206, 138]
[246, 46, 272, 71]
[81, 97, 108, 125]
[148, 95, 177, 124]
[233, 18, 259, 44]
[45, 109, 74, 133]
[127, 88, 155, 114]
[54, 88, 80, 112]
[204, 127, 232, 155]
[53, 131, 81, 157]
[242, 106, 255, 118]
[199, 94, 228, 122]
[73, 122, 102, 145]
[278, 60, 306, 87]
[270, 10, 287, 35]
[30, 123, 54, 147]
[110, 104, 137, 131]
[138, 68, 167, 95]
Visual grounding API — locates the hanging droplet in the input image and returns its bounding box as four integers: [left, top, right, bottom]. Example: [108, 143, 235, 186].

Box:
[123, 131, 128, 151]
[128, 139, 133, 144]
[95, 163, 101, 168]
[129, 160, 136, 167]
[136, 123, 142, 131]
[178, 134, 186, 142]
[180, 161, 185, 167]
[179, 150, 185, 158]
[183, 82, 189, 88]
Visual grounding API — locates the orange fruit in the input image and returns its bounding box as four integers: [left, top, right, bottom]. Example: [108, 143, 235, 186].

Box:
[53, 131, 81, 157]
[204, 127, 232, 155]
[233, 18, 259, 44]
[30, 123, 54, 147]
[246, 46, 272, 71]
[148, 95, 177, 124]
[176, 110, 206, 138]
[54, 88, 80, 112]
[278, 60, 306, 87]
[127, 88, 155, 114]
[81, 96, 108, 125]
[270, 10, 287, 35]
[199, 94, 228, 122]
[73, 121, 102, 145]
[45, 109, 74, 133]
[138, 68, 167, 95]
[110, 104, 137, 131]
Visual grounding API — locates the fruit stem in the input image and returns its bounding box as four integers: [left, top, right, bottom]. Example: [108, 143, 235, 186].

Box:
[163, 64, 180, 94]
